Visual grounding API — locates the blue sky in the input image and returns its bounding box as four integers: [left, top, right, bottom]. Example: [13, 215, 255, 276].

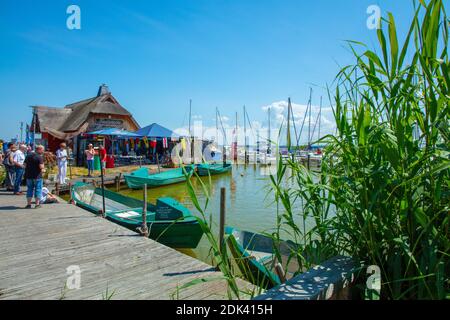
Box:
[0, 1, 427, 143]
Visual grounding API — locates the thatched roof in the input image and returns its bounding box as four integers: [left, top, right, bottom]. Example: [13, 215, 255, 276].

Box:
[31, 106, 72, 133]
[31, 85, 139, 136]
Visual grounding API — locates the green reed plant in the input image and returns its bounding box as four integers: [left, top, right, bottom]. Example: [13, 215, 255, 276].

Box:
[176, 164, 261, 299]
[270, 0, 449, 299]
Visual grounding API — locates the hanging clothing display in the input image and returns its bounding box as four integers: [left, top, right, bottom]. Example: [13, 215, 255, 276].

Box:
[143, 136, 149, 149]
[162, 137, 168, 149]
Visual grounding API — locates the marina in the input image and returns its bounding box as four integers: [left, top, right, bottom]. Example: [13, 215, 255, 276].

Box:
[0, 0, 447, 304]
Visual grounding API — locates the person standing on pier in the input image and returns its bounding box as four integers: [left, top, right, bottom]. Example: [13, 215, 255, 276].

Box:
[56, 143, 68, 185]
[24, 145, 45, 209]
[12, 144, 26, 195]
[85, 144, 95, 177]
[2, 143, 16, 191]
[99, 145, 107, 176]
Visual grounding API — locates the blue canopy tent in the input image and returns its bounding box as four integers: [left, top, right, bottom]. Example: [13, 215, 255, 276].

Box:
[135, 123, 178, 139]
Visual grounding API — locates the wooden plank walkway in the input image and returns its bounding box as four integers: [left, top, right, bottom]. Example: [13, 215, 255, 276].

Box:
[0, 191, 252, 300]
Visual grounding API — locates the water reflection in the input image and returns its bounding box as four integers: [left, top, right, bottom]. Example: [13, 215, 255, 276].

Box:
[114, 164, 314, 264]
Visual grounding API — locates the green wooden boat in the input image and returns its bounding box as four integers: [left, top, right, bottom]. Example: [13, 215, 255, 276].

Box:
[124, 166, 194, 189]
[71, 182, 203, 248]
[225, 227, 301, 289]
[197, 163, 232, 176]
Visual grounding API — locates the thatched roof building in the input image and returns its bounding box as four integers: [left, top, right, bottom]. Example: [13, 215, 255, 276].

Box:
[31, 84, 140, 152]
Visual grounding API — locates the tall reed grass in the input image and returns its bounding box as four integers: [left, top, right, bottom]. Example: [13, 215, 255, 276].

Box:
[181, 0, 448, 300]
[271, 0, 449, 299]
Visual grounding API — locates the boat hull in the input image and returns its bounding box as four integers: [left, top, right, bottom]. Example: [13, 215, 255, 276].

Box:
[106, 215, 203, 249]
[225, 227, 301, 289]
[197, 163, 232, 176]
[124, 167, 193, 189]
[71, 183, 203, 249]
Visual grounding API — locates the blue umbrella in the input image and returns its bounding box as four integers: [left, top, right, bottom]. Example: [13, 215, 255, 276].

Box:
[87, 128, 141, 138]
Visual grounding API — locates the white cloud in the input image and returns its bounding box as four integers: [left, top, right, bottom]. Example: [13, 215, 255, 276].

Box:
[262, 100, 336, 144]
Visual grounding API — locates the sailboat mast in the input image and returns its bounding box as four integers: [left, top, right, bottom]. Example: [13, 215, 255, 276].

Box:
[268, 107, 271, 154]
[215, 107, 218, 145]
[244, 105, 248, 164]
[234, 112, 238, 162]
[318, 96, 322, 143]
[308, 88, 312, 149]
[308, 88, 312, 148]
[287, 97, 292, 152]
[188, 99, 192, 138]
[189, 99, 194, 164]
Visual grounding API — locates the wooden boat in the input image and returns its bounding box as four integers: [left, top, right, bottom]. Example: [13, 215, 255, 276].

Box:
[124, 166, 194, 189]
[196, 163, 232, 176]
[225, 227, 301, 289]
[71, 182, 203, 248]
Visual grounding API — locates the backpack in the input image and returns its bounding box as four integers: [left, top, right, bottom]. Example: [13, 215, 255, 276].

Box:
[2, 151, 12, 167]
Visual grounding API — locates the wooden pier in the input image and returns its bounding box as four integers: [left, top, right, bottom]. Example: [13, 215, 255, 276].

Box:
[0, 191, 251, 300]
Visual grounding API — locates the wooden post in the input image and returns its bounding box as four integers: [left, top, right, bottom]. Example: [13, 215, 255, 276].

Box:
[219, 188, 226, 255]
[100, 164, 106, 218]
[68, 182, 74, 204]
[156, 152, 161, 173]
[307, 154, 311, 170]
[274, 262, 287, 284]
[222, 146, 226, 167]
[115, 175, 119, 192]
[68, 156, 73, 180]
[141, 184, 149, 237]
[118, 173, 122, 191]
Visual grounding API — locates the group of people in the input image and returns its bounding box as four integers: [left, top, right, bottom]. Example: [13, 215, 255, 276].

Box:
[1, 142, 57, 208]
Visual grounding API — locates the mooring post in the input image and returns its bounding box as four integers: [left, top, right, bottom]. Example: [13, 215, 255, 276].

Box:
[68, 182, 74, 204]
[274, 262, 287, 284]
[141, 184, 149, 237]
[100, 165, 106, 218]
[219, 187, 226, 255]
[156, 154, 161, 173]
[114, 176, 119, 192]
[307, 154, 311, 170]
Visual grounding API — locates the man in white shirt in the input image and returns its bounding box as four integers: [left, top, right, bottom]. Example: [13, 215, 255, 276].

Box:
[56, 143, 68, 185]
[12, 144, 26, 195]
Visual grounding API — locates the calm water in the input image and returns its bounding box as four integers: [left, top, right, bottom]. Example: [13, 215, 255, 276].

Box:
[115, 164, 313, 264]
